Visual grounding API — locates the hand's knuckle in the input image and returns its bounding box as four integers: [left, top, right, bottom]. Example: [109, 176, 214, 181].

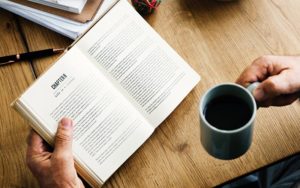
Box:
[53, 152, 72, 162]
[53, 153, 64, 161]
[62, 153, 73, 161]
[266, 79, 278, 92]
[56, 132, 71, 142]
[285, 81, 294, 93]
[260, 55, 273, 62]
[254, 55, 273, 66]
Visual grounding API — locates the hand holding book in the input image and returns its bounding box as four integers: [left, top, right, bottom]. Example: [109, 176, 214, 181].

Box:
[27, 118, 85, 188]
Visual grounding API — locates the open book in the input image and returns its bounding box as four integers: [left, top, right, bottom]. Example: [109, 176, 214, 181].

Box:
[12, 0, 200, 187]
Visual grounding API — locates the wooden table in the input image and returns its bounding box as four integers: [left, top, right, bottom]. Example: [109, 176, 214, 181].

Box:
[1, 0, 300, 187]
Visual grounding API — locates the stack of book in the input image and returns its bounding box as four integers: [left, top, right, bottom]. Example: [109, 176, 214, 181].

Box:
[0, 0, 118, 39]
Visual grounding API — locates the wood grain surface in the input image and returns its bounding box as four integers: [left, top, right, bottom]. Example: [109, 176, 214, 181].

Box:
[0, 9, 38, 187]
[1, 0, 300, 187]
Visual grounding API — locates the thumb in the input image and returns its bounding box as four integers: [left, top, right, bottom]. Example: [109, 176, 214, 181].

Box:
[54, 118, 73, 156]
[253, 73, 290, 101]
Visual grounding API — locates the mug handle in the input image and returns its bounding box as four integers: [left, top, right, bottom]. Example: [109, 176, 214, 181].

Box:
[246, 82, 260, 95]
[246, 82, 260, 108]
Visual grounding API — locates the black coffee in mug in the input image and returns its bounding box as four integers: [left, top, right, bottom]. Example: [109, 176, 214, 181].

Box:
[200, 83, 259, 160]
[204, 95, 252, 130]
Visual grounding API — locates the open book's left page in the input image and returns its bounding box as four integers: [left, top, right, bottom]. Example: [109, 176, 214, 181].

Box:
[14, 46, 154, 184]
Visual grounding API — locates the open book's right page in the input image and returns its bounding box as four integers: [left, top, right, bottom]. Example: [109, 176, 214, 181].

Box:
[76, 0, 200, 128]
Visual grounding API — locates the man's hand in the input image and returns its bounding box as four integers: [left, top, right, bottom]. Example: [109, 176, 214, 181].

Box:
[26, 118, 84, 188]
[236, 55, 300, 107]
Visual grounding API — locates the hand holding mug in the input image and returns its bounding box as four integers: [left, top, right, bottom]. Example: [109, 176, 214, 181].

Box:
[236, 55, 300, 107]
[199, 55, 300, 160]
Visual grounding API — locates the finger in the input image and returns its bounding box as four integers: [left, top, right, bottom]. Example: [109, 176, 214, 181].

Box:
[265, 56, 300, 76]
[271, 92, 300, 106]
[53, 118, 74, 158]
[26, 130, 50, 172]
[27, 129, 45, 155]
[27, 129, 43, 146]
[236, 55, 290, 87]
[263, 56, 291, 76]
[257, 91, 300, 107]
[253, 72, 295, 101]
[236, 56, 270, 86]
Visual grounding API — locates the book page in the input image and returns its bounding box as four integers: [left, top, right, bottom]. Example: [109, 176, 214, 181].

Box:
[20, 46, 154, 182]
[76, 0, 200, 128]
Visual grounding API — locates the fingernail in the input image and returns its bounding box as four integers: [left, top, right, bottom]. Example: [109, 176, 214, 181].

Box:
[254, 88, 265, 101]
[60, 118, 73, 129]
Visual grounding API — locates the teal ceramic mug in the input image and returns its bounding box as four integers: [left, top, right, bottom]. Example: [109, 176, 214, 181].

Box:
[199, 82, 259, 160]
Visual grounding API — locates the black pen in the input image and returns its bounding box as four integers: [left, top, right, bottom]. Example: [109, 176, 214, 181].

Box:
[0, 48, 65, 66]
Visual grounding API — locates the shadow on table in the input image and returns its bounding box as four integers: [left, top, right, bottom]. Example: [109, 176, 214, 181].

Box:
[217, 153, 300, 188]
